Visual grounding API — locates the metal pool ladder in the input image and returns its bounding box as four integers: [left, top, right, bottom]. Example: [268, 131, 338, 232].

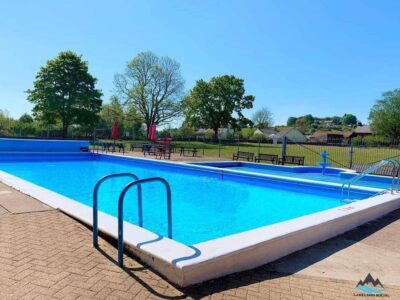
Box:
[92, 174, 172, 268]
[117, 177, 172, 267]
[93, 173, 141, 247]
[341, 159, 400, 201]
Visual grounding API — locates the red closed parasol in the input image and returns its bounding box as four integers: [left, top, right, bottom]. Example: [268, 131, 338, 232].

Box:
[147, 124, 157, 141]
[111, 121, 119, 140]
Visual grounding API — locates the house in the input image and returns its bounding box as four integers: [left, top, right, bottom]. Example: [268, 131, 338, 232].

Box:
[322, 120, 334, 126]
[309, 130, 352, 144]
[277, 127, 307, 143]
[194, 129, 207, 136]
[349, 125, 372, 138]
[194, 128, 233, 139]
[253, 128, 278, 139]
[218, 127, 233, 139]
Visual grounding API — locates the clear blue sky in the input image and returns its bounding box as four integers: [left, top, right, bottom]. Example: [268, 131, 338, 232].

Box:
[1, 0, 400, 126]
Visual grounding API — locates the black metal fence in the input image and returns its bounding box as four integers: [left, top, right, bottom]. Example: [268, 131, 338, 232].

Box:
[3, 132, 400, 169]
[284, 137, 400, 169]
[165, 137, 400, 169]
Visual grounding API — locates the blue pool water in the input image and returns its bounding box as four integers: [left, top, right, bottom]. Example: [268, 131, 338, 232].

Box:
[193, 162, 393, 190]
[0, 154, 373, 245]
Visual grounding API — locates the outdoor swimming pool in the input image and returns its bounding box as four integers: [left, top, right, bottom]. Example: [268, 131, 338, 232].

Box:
[0, 153, 372, 245]
[1, 152, 399, 286]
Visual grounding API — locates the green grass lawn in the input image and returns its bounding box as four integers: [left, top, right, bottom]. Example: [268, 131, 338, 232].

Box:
[94, 139, 400, 169]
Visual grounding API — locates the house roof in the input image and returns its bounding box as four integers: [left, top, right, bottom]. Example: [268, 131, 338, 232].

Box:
[310, 130, 352, 138]
[257, 129, 278, 136]
[354, 125, 372, 134]
[276, 127, 303, 138]
[194, 128, 207, 135]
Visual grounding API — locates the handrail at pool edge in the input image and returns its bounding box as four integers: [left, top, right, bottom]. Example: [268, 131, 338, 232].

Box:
[117, 177, 172, 267]
[92, 173, 142, 247]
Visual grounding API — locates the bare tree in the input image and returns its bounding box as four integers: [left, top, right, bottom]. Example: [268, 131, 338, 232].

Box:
[114, 51, 185, 134]
[252, 107, 273, 129]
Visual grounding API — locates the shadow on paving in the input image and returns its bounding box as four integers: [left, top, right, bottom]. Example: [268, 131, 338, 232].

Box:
[94, 208, 400, 299]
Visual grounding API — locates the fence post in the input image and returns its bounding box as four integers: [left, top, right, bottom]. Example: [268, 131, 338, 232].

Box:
[281, 136, 287, 158]
[237, 137, 240, 152]
[93, 129, 96, 153]
[349, 138, 354, 169]
[258, 138, 261, 156]
[202, 136, 205, 157]
[218, 138, 221, 158]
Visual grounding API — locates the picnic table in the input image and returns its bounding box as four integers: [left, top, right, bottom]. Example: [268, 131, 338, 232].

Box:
[142, 143, 156, 156]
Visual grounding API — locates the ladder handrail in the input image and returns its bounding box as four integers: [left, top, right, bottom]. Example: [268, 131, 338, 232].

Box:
[349, 160, 388, 182]
[385, 159, 400, 193]
[117, 177, 172, 267]
[342, 159, 400, 199]
[92, 173, 141, 247]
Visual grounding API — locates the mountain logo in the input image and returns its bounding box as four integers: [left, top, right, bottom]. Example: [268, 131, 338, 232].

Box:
[355, 273, 387, 296]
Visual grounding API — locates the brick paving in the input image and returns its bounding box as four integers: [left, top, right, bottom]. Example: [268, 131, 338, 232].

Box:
[1, 186, 400, 299]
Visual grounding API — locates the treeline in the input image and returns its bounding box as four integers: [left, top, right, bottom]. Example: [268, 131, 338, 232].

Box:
[286, 114, 359, 135]
[3, 50, 400, 143]
[0, 110, 47, 137]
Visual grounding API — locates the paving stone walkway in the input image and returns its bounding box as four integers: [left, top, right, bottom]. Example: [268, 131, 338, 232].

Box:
[1, 183, 400, 299]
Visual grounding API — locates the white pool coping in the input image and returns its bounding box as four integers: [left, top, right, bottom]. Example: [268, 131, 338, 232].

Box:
[1, 153, 400, 286]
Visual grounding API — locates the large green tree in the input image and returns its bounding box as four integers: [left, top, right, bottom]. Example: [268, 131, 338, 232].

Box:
[342, 113, 357, 126]
[27, 51, 103, 137]
[303, 114, 315, 125]
[114, 51, 184, 135]
[19, 113, 34, 123]
[369, 89, 400, 142]
[183, 75, 254, 139]
[287, 117, 297, 126]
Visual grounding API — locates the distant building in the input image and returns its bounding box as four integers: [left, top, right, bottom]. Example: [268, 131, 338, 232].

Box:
[349, 125, 372, 138]
[309, 130, 352, 144]
[253, 128, 278, 139]
[194, 128, 233, 139]
[218, 127, 234, 139]
[277, 127, 307, 143]
[194, 128, 207, 136]
[322, 120, 334, 126]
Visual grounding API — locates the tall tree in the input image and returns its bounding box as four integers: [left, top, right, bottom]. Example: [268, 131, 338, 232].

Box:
[252, 107, 273, 129]
[19, 113, 34, 123]
[0, 109, 14, 135]
[287, 117, 297, 126]
[331, 116, 342, 125]
[369, 89, 400, 142]
[303, 114, 315, 125]
[114, 51, 184, 135]
[342, 113, 357, 126]
[26, 51, 103, 137]
[183, 75, 254, 139]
